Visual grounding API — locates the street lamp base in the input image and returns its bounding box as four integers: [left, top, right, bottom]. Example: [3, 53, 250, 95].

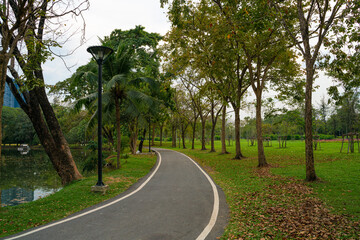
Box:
[91, 184, 109, 194]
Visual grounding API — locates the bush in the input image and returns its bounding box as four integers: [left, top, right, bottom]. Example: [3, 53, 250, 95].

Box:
[118, 135, 130, 152]
[215, 135, 221, 140]
[318, 134, 334, 140]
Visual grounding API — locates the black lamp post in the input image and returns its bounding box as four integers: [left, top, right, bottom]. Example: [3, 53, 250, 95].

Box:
[87, 46, 113, 189]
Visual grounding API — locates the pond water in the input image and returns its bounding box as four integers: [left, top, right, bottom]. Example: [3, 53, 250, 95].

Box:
[0, 148, 88, 207]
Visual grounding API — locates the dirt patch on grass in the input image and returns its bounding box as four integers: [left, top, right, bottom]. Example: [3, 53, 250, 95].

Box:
[202, 165, 218, 175]
[264, 182, 359, 239]
[228, 167, 360, 239]
[105, 176, 134, 185]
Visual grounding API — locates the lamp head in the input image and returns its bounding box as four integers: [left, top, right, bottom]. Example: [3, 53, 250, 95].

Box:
[87, 46, 114, 64]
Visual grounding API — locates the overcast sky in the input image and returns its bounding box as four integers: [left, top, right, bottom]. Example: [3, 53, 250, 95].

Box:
[42, 0, 334, 111]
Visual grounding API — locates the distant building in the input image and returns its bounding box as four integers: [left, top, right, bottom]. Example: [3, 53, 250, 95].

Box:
[3, 81, 20, 108]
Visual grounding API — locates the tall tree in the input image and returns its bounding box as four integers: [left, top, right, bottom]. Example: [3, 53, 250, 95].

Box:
[0, 0, 45, 157]
[213, 0, 299, 166]
[179, 73, 211, 150]
[270, 0, 357, 181]
[220, 104, 230, 154]
[207, 85, 223, 152]
[173, 87, 192, 148]
[4, 0, 88, 184]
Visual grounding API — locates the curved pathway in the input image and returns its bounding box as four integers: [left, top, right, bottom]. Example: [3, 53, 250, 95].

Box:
[5, 149, 228, 240]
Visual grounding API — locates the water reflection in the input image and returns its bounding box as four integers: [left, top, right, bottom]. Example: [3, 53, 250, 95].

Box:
[0, 148, 87, 207]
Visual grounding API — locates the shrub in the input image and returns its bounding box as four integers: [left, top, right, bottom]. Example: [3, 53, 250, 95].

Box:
[318, 134, 334, 140]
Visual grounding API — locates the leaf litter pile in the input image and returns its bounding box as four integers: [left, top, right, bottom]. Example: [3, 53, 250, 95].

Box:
[223, 167, 359, 239]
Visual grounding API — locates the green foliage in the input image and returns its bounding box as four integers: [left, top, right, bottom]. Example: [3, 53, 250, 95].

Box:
[50, 62, 99, 102]
[1, 107, 36, 144]
[52, 104, 90, 144]
[102, 25, 162, 79]
[82, 141, 99, 173]
[318, 134, 335, 140]
[65, 119, 88, 144]
[118, 135, 130, 152]
[319, 2, 360, 105]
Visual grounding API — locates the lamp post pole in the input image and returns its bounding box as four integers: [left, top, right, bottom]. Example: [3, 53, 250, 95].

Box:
[87, 46, 113, 192]
[97, 61, 104, 186]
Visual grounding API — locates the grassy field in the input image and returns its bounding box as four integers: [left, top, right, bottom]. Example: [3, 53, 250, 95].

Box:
[158, 139, 360, 239]
[0, 154, 156, 238]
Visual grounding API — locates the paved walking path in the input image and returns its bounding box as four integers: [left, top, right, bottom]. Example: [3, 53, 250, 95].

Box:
[6, 149, 228, 240]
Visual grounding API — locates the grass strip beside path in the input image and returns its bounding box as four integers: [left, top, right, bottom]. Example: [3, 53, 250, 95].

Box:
[0, 154, 156, 238]
[160, 141, 360, 239]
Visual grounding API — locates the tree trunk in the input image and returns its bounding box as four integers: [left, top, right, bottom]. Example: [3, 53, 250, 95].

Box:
[115, 98, 121, 169]
[210, 102, 216, 152]
[210, 123, 216, 152]
[151, 123, 155, 146]
[200, 116, 207, 150]
[160, 123, 164, 146]
[255, 95, 268, 167]
[172, 125, 176, 147]
[233, 106, 244, 159]
[27, 88, 82, 185]
[178, 129, 181, 148]
[129, 118, 138, 154]
[304, 65, 317, 181]
[181, 126, 186, 149]
[192, 115, 198, 150]
[6, 63, 82, 185]
[221, 105, 229, 154]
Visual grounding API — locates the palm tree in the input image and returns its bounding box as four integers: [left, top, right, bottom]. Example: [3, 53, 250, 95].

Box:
[75, 44, 161, 169]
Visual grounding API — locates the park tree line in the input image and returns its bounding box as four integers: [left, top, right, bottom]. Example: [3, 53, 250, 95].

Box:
[159, 0, 359, 181]
[1, 0, 359, 185]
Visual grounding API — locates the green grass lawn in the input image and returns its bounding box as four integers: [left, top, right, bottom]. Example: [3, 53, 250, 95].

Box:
[157, 139, 360, 239]
[0, 154, 156, 238]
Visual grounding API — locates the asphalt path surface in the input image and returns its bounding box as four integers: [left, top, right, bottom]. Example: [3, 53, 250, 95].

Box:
[5, 148, 228, 240]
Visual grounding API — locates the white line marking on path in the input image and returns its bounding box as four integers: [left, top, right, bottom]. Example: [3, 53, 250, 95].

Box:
[175, 150, 220, 240]
[6, 152, 162, 240]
